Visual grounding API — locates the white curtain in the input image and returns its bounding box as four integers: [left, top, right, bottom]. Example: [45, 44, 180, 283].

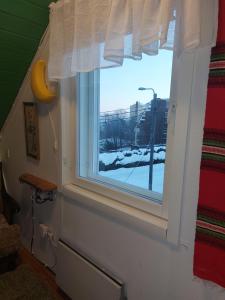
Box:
[48, 0, 218, 80]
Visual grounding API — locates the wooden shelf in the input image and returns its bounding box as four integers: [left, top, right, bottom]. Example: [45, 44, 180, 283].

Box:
[19, 173, 57, 193]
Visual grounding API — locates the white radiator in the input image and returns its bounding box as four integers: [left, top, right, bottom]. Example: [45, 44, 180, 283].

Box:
[56, 241, 125, 300]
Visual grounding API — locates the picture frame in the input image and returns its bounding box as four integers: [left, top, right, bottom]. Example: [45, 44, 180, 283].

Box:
[23, 102, 40, 160]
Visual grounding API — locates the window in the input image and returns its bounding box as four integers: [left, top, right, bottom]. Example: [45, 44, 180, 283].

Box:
[99, 51, 172, 196]
[60, 45, 212, 244]
[55, 1, 216, 245]
[77, 50, 173, 209]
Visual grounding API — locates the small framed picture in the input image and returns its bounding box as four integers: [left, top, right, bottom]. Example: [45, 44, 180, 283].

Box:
[23, 102, 40, 160]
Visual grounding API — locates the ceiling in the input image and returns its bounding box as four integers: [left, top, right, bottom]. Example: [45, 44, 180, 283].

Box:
[0, 0, 52, 129]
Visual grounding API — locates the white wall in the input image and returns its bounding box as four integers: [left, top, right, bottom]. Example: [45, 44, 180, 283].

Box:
[1, 33, 60, 270]
[1, 33, 225, 300]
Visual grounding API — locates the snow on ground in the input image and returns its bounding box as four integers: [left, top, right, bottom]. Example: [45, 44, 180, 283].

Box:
[100, 152, 124, 165]
[99, 147, 166, 166]
[99, 163, 164, 194]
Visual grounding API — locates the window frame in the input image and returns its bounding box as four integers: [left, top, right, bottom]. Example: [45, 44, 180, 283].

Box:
[60, 46, 212, 245]
[73, 49, 201, 219]
[76, 68, 165, 216]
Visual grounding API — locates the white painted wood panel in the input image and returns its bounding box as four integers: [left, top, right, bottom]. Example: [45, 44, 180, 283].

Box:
[57, 241, 124, 300]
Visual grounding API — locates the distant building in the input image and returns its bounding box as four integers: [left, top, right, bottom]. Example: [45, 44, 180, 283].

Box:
[130, 101, 145, 118]
[133, 98, 169, 146]
[99, 98, 169, 150]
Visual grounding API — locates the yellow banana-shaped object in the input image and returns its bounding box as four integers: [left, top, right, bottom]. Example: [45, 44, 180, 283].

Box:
[31, 59, 56, 103]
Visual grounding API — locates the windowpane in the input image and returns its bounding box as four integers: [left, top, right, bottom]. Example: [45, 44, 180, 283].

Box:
[98, 50, 173, 195]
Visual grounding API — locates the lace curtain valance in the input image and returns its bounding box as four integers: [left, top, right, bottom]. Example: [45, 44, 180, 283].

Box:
[48, 0, 218, 80]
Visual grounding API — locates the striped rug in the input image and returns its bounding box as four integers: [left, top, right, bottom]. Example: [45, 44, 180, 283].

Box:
[201, 129, 225, 172]
[208, 44, 225, 86]
[196, 206, 225, 248]
[194, 9, 225, 288]
[196, 129, 225, 247]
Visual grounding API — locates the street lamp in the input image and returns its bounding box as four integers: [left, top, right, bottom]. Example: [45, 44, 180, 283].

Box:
[138, 87, 157, 100]
[138, 87, 158, 191]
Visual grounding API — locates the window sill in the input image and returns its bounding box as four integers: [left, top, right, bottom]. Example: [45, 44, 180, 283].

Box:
[61, 184, 168, 240]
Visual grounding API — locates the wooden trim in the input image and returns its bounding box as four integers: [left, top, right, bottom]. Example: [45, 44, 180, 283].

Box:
[19, 173, 57, 192]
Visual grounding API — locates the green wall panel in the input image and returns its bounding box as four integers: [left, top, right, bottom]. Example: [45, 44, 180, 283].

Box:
[0, 0, 53, 129]
[27, 0, 53, 8]
[0, 1, 49, 25]
[0, 54, 32, 73]
[0, 11, 45, 40]
[0, 30, 39, 54]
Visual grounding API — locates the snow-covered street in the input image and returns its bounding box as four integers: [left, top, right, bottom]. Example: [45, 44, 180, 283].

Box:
[99, 163, 164, 194]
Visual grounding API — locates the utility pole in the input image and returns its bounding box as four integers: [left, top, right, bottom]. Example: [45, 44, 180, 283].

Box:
[134, 101, 139, 146]
[138, 87, 157, 190]
[148, 96, 157, 190]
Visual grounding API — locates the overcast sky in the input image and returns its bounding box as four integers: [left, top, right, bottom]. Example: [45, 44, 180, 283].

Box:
[100, 49, 173, 113]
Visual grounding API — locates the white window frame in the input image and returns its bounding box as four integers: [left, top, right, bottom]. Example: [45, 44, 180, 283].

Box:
[59, 45, 212, 245]
[76, 69, 164, 214]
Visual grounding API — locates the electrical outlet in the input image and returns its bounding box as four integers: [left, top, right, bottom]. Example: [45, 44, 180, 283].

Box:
[39, 223, 55, 243]
[47, 231, 54, 240]
[39, 224, 49, 238]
